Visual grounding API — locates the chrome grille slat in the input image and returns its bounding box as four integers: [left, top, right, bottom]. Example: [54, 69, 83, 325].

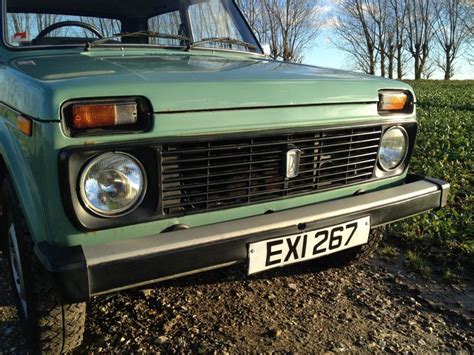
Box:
[161, 129, 382, 156]
[299, 153, 378, 166]
[161, 126, 382, 215]
[162, 149, 282, 166]
[162, 166, 375, 201]
[161, 158, 280, 174]
[163, 172, 375, 210]
[162, 160, 376, 193]
[162, 166, 278, 184]
[298, 137, 380, 151]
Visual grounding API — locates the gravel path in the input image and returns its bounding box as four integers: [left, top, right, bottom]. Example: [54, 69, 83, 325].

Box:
[1, 249, 472, 353]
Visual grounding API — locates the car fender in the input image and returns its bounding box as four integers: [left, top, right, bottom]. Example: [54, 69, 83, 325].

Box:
[0, 117, 49, 245]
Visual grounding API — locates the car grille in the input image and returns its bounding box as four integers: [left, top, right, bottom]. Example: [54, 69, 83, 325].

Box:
[160, 126, 382, 215]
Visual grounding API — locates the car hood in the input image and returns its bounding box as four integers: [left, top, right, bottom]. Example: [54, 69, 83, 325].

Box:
[7, 51, 412, 119]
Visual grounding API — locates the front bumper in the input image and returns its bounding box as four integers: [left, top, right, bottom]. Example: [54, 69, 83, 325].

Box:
[36, 174, 449, 302]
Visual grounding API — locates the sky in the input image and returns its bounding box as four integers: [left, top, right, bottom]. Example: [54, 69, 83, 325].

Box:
[302, 0, 474, 80]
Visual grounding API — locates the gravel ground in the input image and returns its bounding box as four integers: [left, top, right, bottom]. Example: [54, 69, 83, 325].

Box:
[1, 248, 472, 353]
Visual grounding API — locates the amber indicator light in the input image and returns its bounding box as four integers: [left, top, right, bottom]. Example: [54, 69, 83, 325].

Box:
[379, 92, 409, 112]
[72, 103, 138, 129]
[17, 116, 32, 136]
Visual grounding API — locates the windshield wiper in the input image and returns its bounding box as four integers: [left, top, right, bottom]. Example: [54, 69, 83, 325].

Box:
[85, 31, 190, 51]
[188, 37, 258, 50]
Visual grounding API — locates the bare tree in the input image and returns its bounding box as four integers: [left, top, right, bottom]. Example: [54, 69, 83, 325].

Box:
[35, 14, 62, 35]
[464, 4, 474, 65]
[384, 1, 398, 78]
[388, 0, 408, 79]
[405, 0, 436, 80]
[239, 0, 323, 62]
[422, 58, 437, 78]
[433, 0, 471, 80]
[332, 0, 379, 74]
[237, 0, 278, 56]
[333, 0, 415, 78]
[365, 0, 392, 77]
[467, 29, 474, 65]
[237, 0, 270, 42]
[7, 13, 32, 39]
[267, 0, 323, 62]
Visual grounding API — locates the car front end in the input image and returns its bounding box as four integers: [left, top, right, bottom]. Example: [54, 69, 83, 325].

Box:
[0, 0, 449, 303]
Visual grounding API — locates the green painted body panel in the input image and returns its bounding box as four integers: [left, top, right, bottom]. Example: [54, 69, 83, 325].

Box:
[0, 45, 416, 248]
[0, 104, 49, 243]
[1, 48, 414, 119]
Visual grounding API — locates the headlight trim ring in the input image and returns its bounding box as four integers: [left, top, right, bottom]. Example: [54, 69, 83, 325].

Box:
[377, 126, 409, 172]
[79, 151, 147, 218]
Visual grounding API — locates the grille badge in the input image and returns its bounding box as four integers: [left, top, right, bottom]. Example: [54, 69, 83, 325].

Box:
[284, 148, 301, 178]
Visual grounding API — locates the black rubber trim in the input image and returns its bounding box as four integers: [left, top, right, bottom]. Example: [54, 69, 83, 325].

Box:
[37, 174, 448, 302]
[34, 242, 89, 302]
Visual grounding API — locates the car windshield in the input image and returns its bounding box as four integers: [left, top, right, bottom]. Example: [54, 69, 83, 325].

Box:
[2, 0, 261, 53]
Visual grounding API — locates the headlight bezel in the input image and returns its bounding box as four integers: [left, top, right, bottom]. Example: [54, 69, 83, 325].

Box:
[79, 152, 148, 218]
[372, 123, 416, 179]
[377, 126, 409, 172]
[59, 145, 159, 231]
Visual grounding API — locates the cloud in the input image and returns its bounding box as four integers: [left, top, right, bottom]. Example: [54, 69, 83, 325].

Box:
[323, 16, 340, 29]
[314, 2, 339, 30]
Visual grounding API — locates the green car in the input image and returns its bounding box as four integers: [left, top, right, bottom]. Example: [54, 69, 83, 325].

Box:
[0, 0, 449, 352]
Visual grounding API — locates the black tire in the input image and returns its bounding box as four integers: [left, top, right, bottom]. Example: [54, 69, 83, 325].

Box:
[1, 177, 86, 353]
[321, 227, 384, 268]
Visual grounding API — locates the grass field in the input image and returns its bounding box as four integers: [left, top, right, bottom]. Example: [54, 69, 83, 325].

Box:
[386, 80, 473, 280]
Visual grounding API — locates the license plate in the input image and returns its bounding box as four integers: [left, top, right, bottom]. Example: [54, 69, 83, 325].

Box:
[248, 216, 370, 275]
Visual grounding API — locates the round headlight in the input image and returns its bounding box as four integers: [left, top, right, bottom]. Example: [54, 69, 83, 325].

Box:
[378, 127, 408, 171]
[80, 152, 146, 217]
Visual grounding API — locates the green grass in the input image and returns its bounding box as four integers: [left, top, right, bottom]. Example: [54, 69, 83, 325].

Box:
[378, 244, 399, 258]
[387, 80, 474, 278]
[442, 268, 461, 284]
[406, 251, 432, 278]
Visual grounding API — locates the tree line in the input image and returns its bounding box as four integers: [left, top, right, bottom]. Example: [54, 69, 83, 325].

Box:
[332, 0, 472, 79]
[238, 0, 473, 80]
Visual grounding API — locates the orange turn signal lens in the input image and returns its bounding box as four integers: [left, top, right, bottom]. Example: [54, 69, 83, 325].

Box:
[72, 103, 138, 129]
[379, 92, 409, 112]
[17, 116, 32, 136]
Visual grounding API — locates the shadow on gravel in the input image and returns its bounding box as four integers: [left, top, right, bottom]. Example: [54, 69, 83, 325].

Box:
[155, 258, 332, 289]
[0, 254, 26, 353]
[0, 295, 15, 308]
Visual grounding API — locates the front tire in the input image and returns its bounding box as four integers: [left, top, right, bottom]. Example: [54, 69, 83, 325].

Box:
[1, 178, 86, 353]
